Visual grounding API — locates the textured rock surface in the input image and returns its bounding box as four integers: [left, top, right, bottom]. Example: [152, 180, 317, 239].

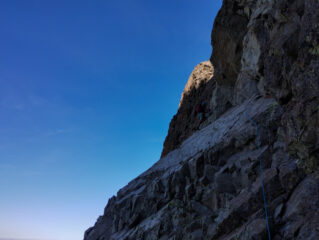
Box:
[161, 61, 214, 157]
[84, 0, 319, 239]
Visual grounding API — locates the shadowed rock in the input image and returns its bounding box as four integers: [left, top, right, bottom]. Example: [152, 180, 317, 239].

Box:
[84, 0, 319, 239]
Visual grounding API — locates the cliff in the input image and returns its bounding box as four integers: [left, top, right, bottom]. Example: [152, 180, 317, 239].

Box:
[161, 61, 214, 157]
[84, 0, 319, 239]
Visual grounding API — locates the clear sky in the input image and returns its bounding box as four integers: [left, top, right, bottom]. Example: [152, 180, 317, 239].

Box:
[0, 1, 222, 240]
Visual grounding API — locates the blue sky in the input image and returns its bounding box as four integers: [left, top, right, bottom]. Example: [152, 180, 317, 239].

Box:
[0, 1, 222, 239]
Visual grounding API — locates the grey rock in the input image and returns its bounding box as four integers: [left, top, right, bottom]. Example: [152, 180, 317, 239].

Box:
[84, 0, 319, 239]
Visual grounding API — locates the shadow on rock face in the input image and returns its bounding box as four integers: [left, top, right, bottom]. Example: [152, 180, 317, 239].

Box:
[161, 61, 215, 157]
[161, 0, 250, 157]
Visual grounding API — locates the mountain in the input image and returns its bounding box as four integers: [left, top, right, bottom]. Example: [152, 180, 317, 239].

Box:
[84, 0, 319, 239]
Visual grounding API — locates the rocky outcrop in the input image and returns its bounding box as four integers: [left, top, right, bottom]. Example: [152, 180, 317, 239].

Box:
[161, 61, 214, 157]
[84, 0, 319, 239]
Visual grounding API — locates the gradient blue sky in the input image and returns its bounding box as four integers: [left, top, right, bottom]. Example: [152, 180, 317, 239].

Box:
[0, 1, 222, 240]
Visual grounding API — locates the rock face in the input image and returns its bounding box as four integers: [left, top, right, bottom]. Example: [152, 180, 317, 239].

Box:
[161, 61, 214, 157]
[84, 0, 319, 239]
